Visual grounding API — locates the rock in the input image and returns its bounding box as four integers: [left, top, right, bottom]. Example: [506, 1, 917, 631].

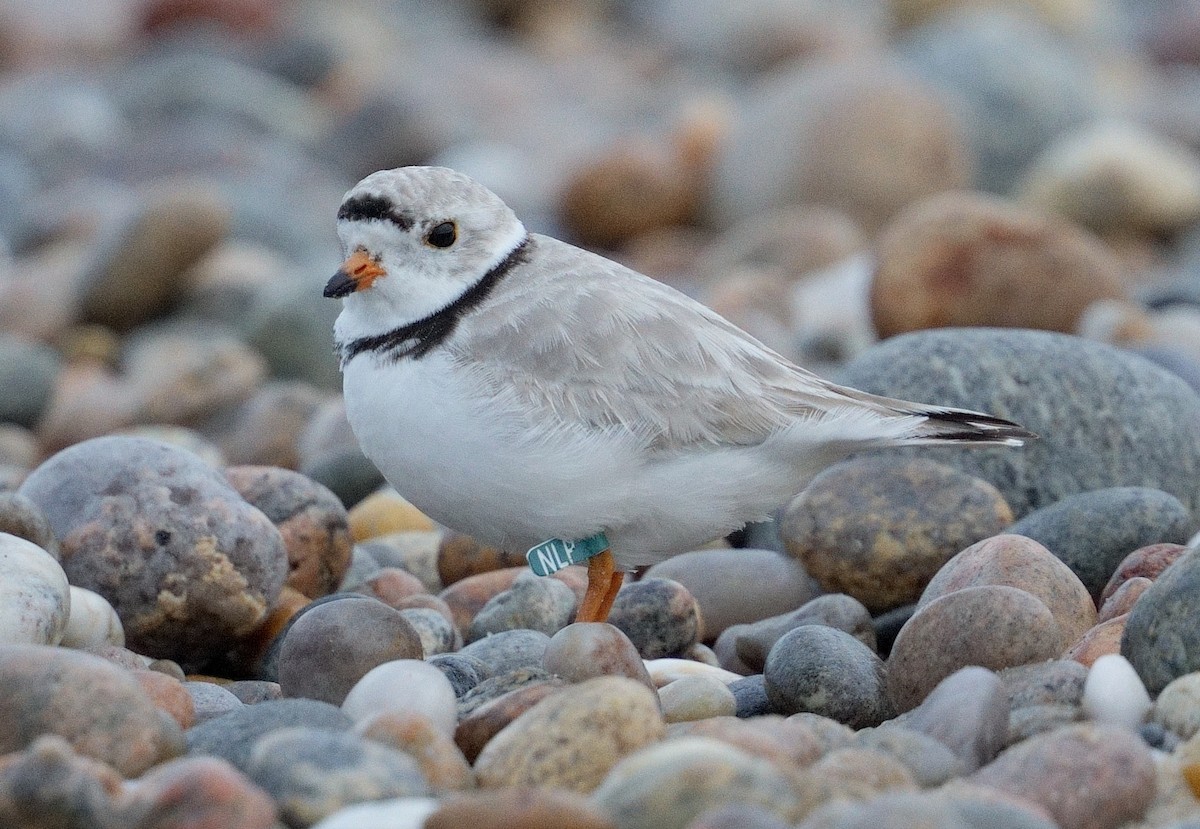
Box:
[352, 567, 429, 607]
[473, 676, 664, 792]
[0, 491, 59, 558]
[276, 595, 423, 704]
[1007, 488, 1193, 600]
[436, 531, 529, 587]
[122, 755, 278, 829]
[348, 489, 434, 542]
[918, 534, 1096, 650]
[836, 328, 1200, 520]
[133, 669, 195, 730]
[1100, 542, 1189, 604]
[900, 667, 1009, 772]
[644, 548, 820, 640]
[187, 697, 353, 772]
[459, 628, 552, 676]
[186, 680, 244, 724]
[970, 723, 1156, 829]
[764, 625, 892, 728]
[0, 644, 183, 776]
[439, 567, 525, 636]
[672, 714, 825, 771]
[1123, 546, 1200, 692]
[227, 680, 282, 705]
[245, 726, 428, 827]
[424, 788, 615, 829]
[203, 379, 328, 470]
[0, 336, 62, 428]
[457, 668, 560, 719]
[854, 725, 965, 787]
[1006, 703, 1083, 746]
[645, 659, 742, 688]
[1098, 577, 1151, 623]
[1065, 615, 1128, 668]
[608, 578, 700, 658]
[342, 660, 458, 737]
[1152, 672, 1200, 739]
[358, 531, 442, 593]
[225, 465, 352, 599]
[869, 190, 1126, 338]
[729, 675, 771, 718]
[543, 622, 655, 688]
[427, 652, 487, 698]
[0, 534, 69, 646]
[354, 711, 474, 793]
[1082, 654, 1151, 730]
[398, 607, 459, 657]
[736, 594, 875, 672]
[61, 586, 124, 650]
[454, 681, 565, 764]
[298, 403, 385, 509]
[689, 803, 793, 829]
[591, 737, 803, 829]
[18, 436, 287, 667]
[468, 573, 577, 641]
[306, 797, 439, 829]
[659, 676, 737, 723]
[792, 748, 918, 822]
[1000, 660, 1088, 710]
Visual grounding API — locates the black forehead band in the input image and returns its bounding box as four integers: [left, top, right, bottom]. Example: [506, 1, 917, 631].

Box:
[337, 194, 414, 231]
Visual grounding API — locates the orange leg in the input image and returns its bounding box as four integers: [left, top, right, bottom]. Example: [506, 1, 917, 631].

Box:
[575, 549, 624, 623]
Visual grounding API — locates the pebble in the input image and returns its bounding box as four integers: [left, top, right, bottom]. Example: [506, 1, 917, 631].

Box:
[1007, 487, 1193, 600]
[543, 622, 655, 689]
[764, 625, 892, 728]
[0, 336, 63, 428]
[436, 531, 530, 587]
[887, 585, 1062, 712]
[689, 803, 793, 829]
[467, 573, 577, 641]
[473, 676, 665, 792]
[591, 737, 803, 829]
[644, 659, 743, 687]
[454, 680, 565, 764]
[0, 644, 184, 776]
[457, 668, 560, 719]
[276, 595, 424, 704]
[205, 379, 328, 469]
[735, 594, 875, 672]
[1098, 576, 1151, 623]
[347, 488, 434, 542]
[969, 723, 1156, 829]
[836, 328, 1200, 520]
[224, 464, 352, 599]
[354, 567, 432, 607]
[458, 628, 552, 676]
[1122, 546, 1200, 693]
[228, 679, 282, 704]
[424, 788, 615, 829]
[673, 714, 824, 771]
[358, 531, 443, 593]
[0, 533, 70, 646]
[1064, 615, 1128, 668]
[0, 491, 58, 560]
[918, 534, 1096, 650]
[439, 567, 525, 636]
[309, 797, 439, 829]
[398, 607, 459, 656]
[899, 667, 1009, 772]
[781, 458, 1011, 613]
[60, 586, 124, 650]
[659, 676, 737, 723]
[1006, 703, 1084, 747]
[187, 697, 353, 772]
[607, 578, 701, 658]
[792, 748, 918, 822]
[854, 725, 965, 787]
[18, 435, 288, 667]
[186, 679, 245, 724]
[354, 711, 474, 793]
[729, 675, 771, 718]
[1000, 660, 1088, 710]
[341, 659, 458, 737]
[427, 652, 487, 698]
[297, 400, 385, 509]
[0, 735, 125, 828]
[1101, 542, 1190, 604]
[245, 726, 429, 827]
[1082, 654, 1152, 730]
[133, 668, 196, 729]
[1152, 672, 1200, 739]
[643, 547, 820, 640]
[124, 754, 279, 829]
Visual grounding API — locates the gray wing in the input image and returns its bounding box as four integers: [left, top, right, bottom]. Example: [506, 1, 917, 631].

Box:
[451, 234, 867, 453]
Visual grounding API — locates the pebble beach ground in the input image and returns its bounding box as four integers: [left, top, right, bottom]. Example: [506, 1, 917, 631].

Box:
[4, 1, 1200, 827]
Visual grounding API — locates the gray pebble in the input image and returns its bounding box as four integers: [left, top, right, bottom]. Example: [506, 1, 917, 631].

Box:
[764, 625, 892, 728]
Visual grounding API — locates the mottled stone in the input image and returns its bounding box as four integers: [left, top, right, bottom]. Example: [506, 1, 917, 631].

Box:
[187, 697, 353, 772]
[454, 681, 565, 764]
[457, 668, 559, 719]
[468, 573, 577, 642]
[608, 578, 700, 659]
[227, 680, 282, 705]
[459, 628, 552, 676]
[543, 622, 654, 689]
[1098, 577, 1151, 623]
[439, 567, 524, 636]
[474, 676, 665, 792]
[354, 711, 474, 793]
[0, 735, 126, 829]
[1066, 615, 1127, 668]
[427, 652, 487, 698]
[1000, 660, 1087, 710]
[342, 659, 457, 737]
[61, 586, 124, 650]
[0, 644, 183, 776]
[1008, 488, 1193, 601]
[0, 534, 69, 646]
[900, 667, 1009, 772]
[855, 724, 965, 787]
[121, 754, 277, 829]
[1006, 703, 1084, 747]
[729, 675, 771, 718]
[424, 788, 615, 829]
[398, 607, 458, 657]
[352, 567, 429, 607]
[781, 458, 1013, 613]
[1101, 543, 1189, 604]
[19, 436, 287, 666]
[436, 531, 529, 587]
[672, 714, 825, 771]
[357, 530, 442, 593]
[133, 669, 195, 730]
[225, 465, 352, 599]
[736, 594, 875, 672]
[1153, 672, 1200, 739]
[659, 676, 737, 723]
[0, 491, 59, 559]
[186, 680, 244, 724]
[765, 625, 892, 728]
[792, 748, 918, 822]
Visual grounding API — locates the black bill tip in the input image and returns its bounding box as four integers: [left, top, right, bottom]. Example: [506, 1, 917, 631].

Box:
[324, 270, 356, 298]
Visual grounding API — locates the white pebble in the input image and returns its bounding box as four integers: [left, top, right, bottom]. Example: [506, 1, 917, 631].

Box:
[61, 586, 124, 649]
[1083, 653, 1152, 730]
[644, 657, 742, 688]
[341, 659, 457, 737]
[310, 796, 439, 829]
[0, 533, 70, 645]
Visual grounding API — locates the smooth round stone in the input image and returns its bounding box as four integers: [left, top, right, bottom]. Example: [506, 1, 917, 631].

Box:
[423, 788, 615, 829]
[0, 490, 59, 558]
[35, 362, 137, 454]
[354, 711, 474, 793]
[918, 534, 1096, 650]
[592, 737, 802, 829]
[187, 697, 353, 772]
[352, 567, 430, 607]
[277, 596, 423, 704]
[454, 680, 565, 764]
[467, 573, 577, 642]
[473, 676, 665, 792]
[1082, 654, 1151, 731]
[1007, 703, 1084, 746]
[1007, 488, 1193, 601]
[645, 659, 742, 688]
[854, 725, 964, 787]
[0, 336, 61, 427]
[736, 594, 875, 673]
[1152, 672, 1200, 739]
[243, 273, 343, 388]
[1065, 616, 1127, 668]
[0, 734, 127, 828]
[347, 489, 434, 542]
[713, 625, 756, 675]
[0, 533, 69, 646]
[298, 424, 385, 512]
[225, 465, 352, 600]
[438, 567, 525, 636]
[543, 622, 655, 689]
[204, 379, 327, 470]
[342, 659, 457, 737]
[427, 652, 487, 698]
[1123, 546, 1200, 693]
[673, 713, 825, 771]
[246, 726, 429, 827]
[457, 668, 560, 719]
[659, 676, 737, 724]
[18, 436, 287, 667]
[124, 755, 279, 829]
[398, 607, 458, 657]
[792, 748, 918, 821]
[227, 680, 283, 705]
[888, 585, 1062, 711]
[185, 680, 244, 724]
[796, 791, 971, 829]
[459, 628, 552, 676]
[764, 625, 892, 728]
[1101, 543, 1189, 604]
[608, 578, 700, 659]
[870, 191, 1125, 339]
[134, 669, 196, 729]
[900, 667, 1008, 772]
[689, 803, 793, 829]
[1098, 577, 1151, 623]
[0, 644, 183, 776]
[358, 531, 443, 593]
[969, 723, 1156, 829]
[729, 675, 771, 718]
[781, 457, 1012, 613]
[643, 548, 820, 640]
[835, 328, 1200, 521]
[1000, 660, 1088, 709]
[436, 531, 529, 587]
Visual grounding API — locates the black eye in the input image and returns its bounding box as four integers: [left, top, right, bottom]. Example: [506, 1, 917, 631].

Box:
[426, 221, 457, 248]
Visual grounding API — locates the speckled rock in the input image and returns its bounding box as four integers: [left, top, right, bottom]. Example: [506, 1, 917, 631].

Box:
[1152, 672, 1200, 739]
[1065, 615, 1128, 667]
[659, 676, 737, 723]
[765, 625, 892, 728]
[245, 726, 429, 827]
[0, 644, 183, 776]
[592, 737, 803, 829]
[969, 723, 1156, 829]
[342, 659, 458, 737]
[543, 622, 655, 689]
[468, 573, 577, 642]
[736, 594, 875, 673]
[18, 436, 287, 667]
[1007, 488, 1193, 600]
[122, 754, 278, 829]
[836, 328, 1200, 520]
[1098, 577, 1151, 622]
[0, 735, 125, 828]
[187, 697, 353, 772]
[729, 675, 771, 718]
[792, 748, 918, 822]
[900, 667, 1008, 772]
[60, 586, 124, 650]
[457, 668, 560, 719]
[428, 652, 487, 698]
[277, 595, 423, 704]
[459, 628, 552, 676]
[133, 669, 195, 730]
[0, 491, 60, 559]
[1123, 546, 1200, 693]
[424, 788, 615, 829]
[0, 533, 69, 646]
[357, 531, 442, 593]
[354, 711, 474, 793]
[644, 548, 820, 640]
[228, 680, 282, 705]
[918, 534, 1096, 649]
[1000, 660, 1088, 710]
[439, 567, 525, 636]
[608, 579, 700, 658]
[225, 465, 352, 599]
[436, 531, 530, 587]
[781, 457, 1014, 613]
[473, 676, 665, 792]
[854, 725, 965, 787]
[398, 607, 459, 656]
[1101, 543, 1189, 604]
[454, 680, 566, 764]
[888, 585, 1062, 711]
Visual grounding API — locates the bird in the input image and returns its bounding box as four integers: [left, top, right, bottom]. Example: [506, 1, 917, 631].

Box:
[324, 166, 1035, 623]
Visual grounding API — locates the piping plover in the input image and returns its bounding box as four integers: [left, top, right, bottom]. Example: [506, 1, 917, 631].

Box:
[325, 166, 1034, 622]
